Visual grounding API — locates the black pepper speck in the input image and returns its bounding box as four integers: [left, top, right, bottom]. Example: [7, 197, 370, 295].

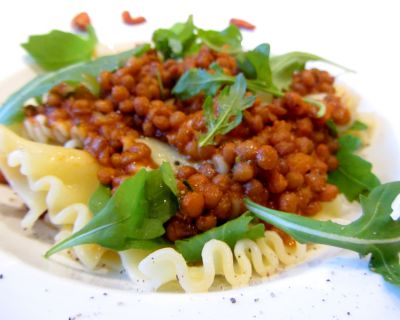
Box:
[230, 297, 236, 304]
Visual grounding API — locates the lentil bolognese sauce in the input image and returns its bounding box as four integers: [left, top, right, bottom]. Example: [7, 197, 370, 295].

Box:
[23, 45, 349, 243]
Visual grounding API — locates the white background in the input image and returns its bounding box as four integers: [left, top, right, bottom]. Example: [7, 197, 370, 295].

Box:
[0, 0, 400, 319]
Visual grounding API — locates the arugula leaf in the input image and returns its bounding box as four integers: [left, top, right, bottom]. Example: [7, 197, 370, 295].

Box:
[237, 43, 271, 82]
[175, 212, 265, 263]
[326, 119, 339, 136]
[235, 43, 283, 98]
[21, 25, 97, 71]
[199, 74, 255, 146]
[197, 24, 242, 54]
[172, 68, 233, 100]
[328, 134, 381, 201]
[270, 51, 352, 91]
[88, 184, 111, 214]
[152, 17, 244, 58]
[174, 48, 331, 116]
[80, 73, 100, 97]
[125, 238, 171, 251]
[45, 162, 178, 256]
[245, 181, 400, 286]
[160, 161, 178, 196]
[327, 119, 368, 138]
[152, 16, 196, 59]
[173, 68, 281, 101]
[348, 120, 368, 131]
[0, 44, 150, 125]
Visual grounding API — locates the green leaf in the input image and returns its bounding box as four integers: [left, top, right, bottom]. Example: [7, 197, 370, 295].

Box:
[245, 181, 400, 286]
[348, 120, 368, 131]
[45, 162, 177, 256]
[160, 161, 178, 196]
[197, 24, 242, 54]
[173, 49, 337, 118]
[199, 74, 255, 146]
[328, 134, 380, 201]
[0, 44, 150, 125]
[125, 238, 171, 251]
[237, 43, 271, 83]
[173, 68, 281, 102]
[88, 184, 111, 215]
[236, 43, 283, 98]
[270, 51, 352, 91]
[337, 134, 362, 153]
[175, 212, 265, 263]
[152, 16, 196, 59]
[172, 68, 234, 100]
[326, 119, 338, 136]
[152, 17, 243, 58]
[80, 73, 100, 97]
[21, 25, 97, 71]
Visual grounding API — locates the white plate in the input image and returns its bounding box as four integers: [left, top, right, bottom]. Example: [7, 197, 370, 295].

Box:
[0, 1, 400, 319]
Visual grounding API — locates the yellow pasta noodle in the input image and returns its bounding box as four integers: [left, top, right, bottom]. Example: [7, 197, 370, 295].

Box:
[0, 125, 105, 269]
[122, 232, 306, 293]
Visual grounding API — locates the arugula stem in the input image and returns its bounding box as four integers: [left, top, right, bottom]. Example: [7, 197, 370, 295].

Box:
[199, 111, 229, 147]
[246, 80, 283, 97]
[303, 97, 326, 118]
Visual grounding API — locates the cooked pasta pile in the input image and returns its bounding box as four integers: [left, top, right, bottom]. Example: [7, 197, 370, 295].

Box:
[0, 125, 309, 292]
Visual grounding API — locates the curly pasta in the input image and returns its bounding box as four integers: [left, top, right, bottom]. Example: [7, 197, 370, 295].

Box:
[0, 125, 106, 269]
[22, 116, 190, 166]
[23, 114, 72, 145]
[121, 232, 306, 293]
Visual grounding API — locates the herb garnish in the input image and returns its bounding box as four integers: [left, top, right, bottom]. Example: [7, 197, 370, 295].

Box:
[172, 43, 281, 99]
[348, 120, 368, 132]
[0, 44, 150, 125]
[199, 74, 255, 146]
[173, 44, 350, 117]
[197, 24, 242, 54]
[175, 212, 265, 263]
[22, 25, 97, 71]
[270, 51, 353, 91]
[152, 16, 243, 59]
[152, 16, 197, 59]
[172, 68, 233, 100]
[328, 134, 380, 201]
[245, 181, 400, 286]
[45, 162, 177, 257]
